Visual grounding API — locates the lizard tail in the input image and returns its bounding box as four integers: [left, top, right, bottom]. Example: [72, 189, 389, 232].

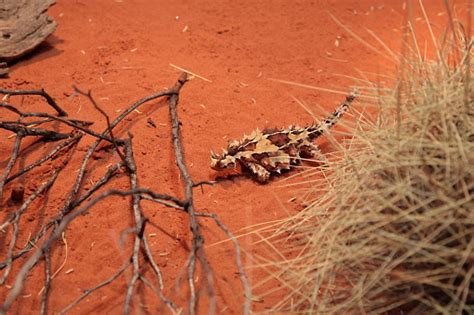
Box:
[308, 90, 358, 139]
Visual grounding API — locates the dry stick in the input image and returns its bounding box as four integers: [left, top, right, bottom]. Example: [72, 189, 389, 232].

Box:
[0, 75, 190, 311]
[0, 162, 66, 284]
[72, 86, 127, 162]
[1, 102, 92, 128]
[0, 162, 122, 269]
[0, 133, 22, 201]
[167, 73, 216, 314]
[139, 275, 178, 314]
[69, 162, 124, 209]
[0, 162, 180, 269]
[0, 188, 184, 314]
[122, 138, 177, 314]
[196, 213, 251, 315]
[20, 113, 93, 126]
[2, 113, 109, 143]
[20, 82, 180, 258]
[0, 138, 79, 231]
[0, 216, 19, 285]
[5, 134, 83, 184]
[141, 236, 165, 289]
[123, 138, 144, 314]
[7, 118, 52, 127]
[22, 112, 113, 143]
[0, 88, 68, 116]
[0, 122, 72, 141]
[140, 236, 180, 313]
[39, 249, 52, 315]
[56, 78, 178, 220]
[12, 75, 184, 254]
[0, 102, 22, 115]
[144, 196, 250, 314]
[57, 260, 132, 315]
[140, 194, 184, 210]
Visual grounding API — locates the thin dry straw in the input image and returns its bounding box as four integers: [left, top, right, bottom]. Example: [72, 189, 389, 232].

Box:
[250, 7, 473, 313]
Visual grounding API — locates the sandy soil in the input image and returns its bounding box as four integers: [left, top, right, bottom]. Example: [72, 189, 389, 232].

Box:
[0, 0, 454, 313]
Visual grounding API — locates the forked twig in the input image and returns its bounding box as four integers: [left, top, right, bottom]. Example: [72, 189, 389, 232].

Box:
[167, 73, 216, 314]
[72, 85, 127, 163]
[0, 88, 68, 116]
[0, 133, 22, 200]
[57, 260, 132, 315]
[0, 73, 250, 315]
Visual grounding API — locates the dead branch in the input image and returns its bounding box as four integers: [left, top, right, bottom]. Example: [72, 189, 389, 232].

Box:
[39, 249, 52, 315]
[139, 275, 178, 314]
[5, 133, 82, 184]
[0, 188, 185, 313]
[0, 88, 67, 116]
[0, 73, 250, 315]
[123, 138, 144, 313]
[53, 80, 179, 221]
[196, 213, 251, 315]
[73, 85, 127, 163]
[0, 133, 22, 200]
[0, 162, 123, 268]
[167, 72, 215, 314]
[0, 144, 74, 286]
[122, 137, 177, 314]
[57, 260, 132, 315]
[0, 122, 72, 141]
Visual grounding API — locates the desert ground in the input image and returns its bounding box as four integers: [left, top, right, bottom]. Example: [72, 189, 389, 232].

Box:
[0, 0, 457, 313]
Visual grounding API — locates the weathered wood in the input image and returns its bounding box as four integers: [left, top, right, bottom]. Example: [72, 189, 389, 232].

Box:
[0, 62, 8, 76]
[0, 0, 57, 76]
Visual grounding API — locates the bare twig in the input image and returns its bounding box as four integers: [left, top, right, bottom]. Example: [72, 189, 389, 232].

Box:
[22, 112, 113, 143]
[196, 213, 251, 315]
[0, 122, 71, 141]
[39, 249, 52, 315]
[5, 133, 82, 184]
[0, 188, 184, 314]
[0, 162, 124, 269]
[0, 133, 22, 200]
[56, 79, 180, 220]
[140, 275, 178, 314]
[0, 147, 74, 286]
[57, 260, 132, 315]
[73, 86, 126, 163]
[0, 88, 68, 116]
[167, 72, 216, 314]
[0, 102, 22, 115]
[0, 73, 249, 315]
[123, 138, 143, 314]
[69, 162, 124, 209]
[0, 168, 62, 274]
[122, 137, 177, 313]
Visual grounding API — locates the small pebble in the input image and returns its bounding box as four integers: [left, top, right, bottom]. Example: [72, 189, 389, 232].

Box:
[11, 185, 24, 202]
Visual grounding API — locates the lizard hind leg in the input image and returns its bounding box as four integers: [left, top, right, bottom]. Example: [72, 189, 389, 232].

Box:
[242, 161, 271, 183]
[299, 143, 329, 164]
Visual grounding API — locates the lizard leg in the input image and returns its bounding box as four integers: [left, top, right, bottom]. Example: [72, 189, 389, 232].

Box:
[286, 144, 301, 165]
[299, 143, 328, 164]
[241, 161, 271, 183]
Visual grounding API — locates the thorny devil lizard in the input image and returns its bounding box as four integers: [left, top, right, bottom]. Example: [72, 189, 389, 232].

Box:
[210, 91, 357, 183]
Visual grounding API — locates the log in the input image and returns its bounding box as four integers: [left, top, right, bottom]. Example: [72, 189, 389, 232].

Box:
[0, 0, 57, 76]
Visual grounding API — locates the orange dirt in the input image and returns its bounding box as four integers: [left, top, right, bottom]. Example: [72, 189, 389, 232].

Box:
[0, 0, 455, 314]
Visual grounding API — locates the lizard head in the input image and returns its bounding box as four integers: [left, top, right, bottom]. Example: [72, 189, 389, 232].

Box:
[210, 150, 237, 170]
[210, 140, 241, 170]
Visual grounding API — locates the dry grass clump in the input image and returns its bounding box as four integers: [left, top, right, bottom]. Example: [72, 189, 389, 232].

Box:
[254, 15, 473, 315]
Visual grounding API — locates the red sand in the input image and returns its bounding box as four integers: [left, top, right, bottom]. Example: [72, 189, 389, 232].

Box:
[0, 0, 455, 313]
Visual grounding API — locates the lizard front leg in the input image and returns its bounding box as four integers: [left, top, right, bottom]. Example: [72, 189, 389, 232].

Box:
[240, 160, 271, 183]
